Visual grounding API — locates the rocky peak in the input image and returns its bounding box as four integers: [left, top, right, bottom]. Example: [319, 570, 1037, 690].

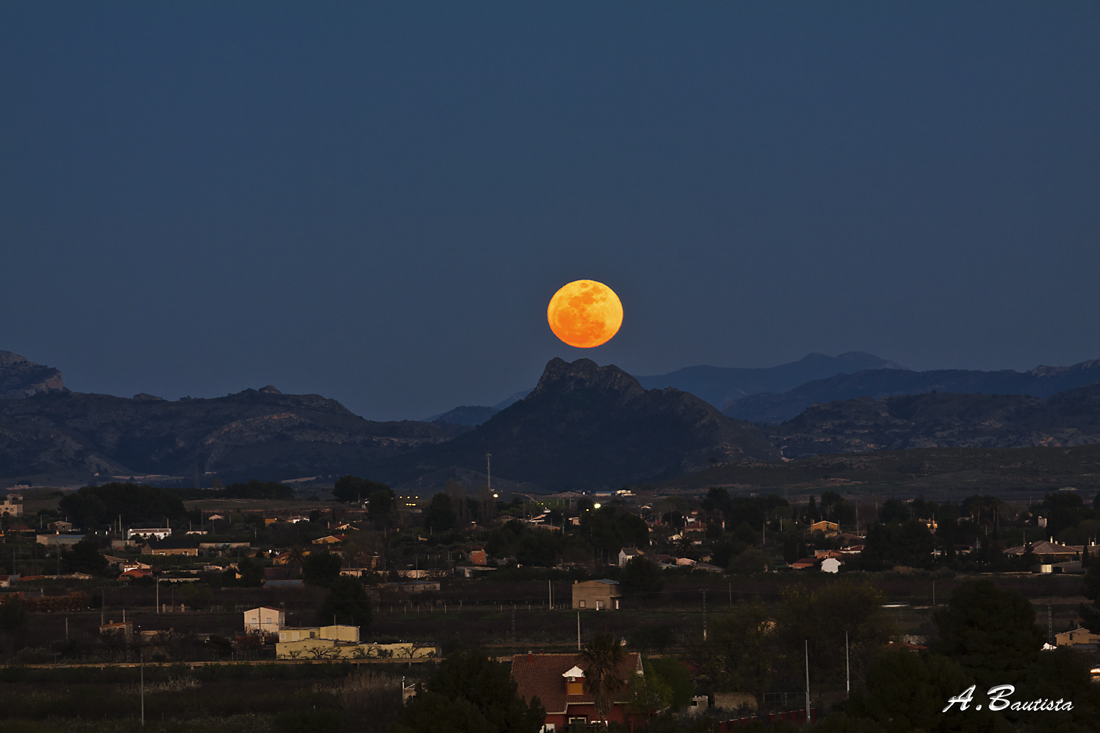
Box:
[0, 350, 66, 399]
[529, 358, 645, 402]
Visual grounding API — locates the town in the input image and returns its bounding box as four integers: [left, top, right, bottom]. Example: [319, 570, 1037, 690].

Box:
[2, 478, 1099, 732]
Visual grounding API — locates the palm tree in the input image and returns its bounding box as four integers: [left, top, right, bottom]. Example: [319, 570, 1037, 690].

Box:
[579, 633, 626, 727]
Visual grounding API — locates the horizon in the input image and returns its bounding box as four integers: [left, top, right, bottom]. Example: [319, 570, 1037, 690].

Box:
[10, 345, 1100, 423]
[2, 4, 1097, 421]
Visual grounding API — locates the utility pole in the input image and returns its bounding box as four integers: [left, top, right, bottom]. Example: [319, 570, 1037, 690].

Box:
[805, 640, 811, 722]
[845, 631, 850, 698]
[702, 590, 707, 641]
[577, 611, 581, 650]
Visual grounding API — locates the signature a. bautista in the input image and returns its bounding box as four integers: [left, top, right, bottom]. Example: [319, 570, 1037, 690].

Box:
[943, 685, 1073, 713]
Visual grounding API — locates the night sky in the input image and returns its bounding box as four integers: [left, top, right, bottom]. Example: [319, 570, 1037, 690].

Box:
[2, 3, 1097, 421]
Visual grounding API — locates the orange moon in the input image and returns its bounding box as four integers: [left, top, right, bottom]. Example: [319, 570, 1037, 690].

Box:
[547, 280, 623, 348]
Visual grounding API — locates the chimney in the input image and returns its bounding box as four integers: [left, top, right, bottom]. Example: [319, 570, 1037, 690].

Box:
[527, 651, 533, 663]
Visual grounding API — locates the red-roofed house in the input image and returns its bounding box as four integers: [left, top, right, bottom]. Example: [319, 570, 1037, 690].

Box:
[511, 652, 645, 731]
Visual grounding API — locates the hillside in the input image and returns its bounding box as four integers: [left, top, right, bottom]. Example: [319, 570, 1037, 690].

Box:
[770, 383, 1100, 459]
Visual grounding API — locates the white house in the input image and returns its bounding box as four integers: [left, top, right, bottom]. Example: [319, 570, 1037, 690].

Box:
[821, 557, 842, 574]
[618, 548, 643, 567]
[127, 527, 172, 541]
[244, 606, 285, 634]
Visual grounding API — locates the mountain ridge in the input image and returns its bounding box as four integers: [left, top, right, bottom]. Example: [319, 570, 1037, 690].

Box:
[726, 358, 1100, 424]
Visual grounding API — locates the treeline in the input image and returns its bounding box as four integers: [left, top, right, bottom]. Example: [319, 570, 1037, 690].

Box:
[60, 482, 188, 529]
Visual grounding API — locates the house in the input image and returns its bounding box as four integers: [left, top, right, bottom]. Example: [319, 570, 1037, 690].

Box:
[1056, 628, 1100, 648]
[511, 652, 645, 731]
[618, 548, 643, 567]
[36, 534, 85, 547]
[263, 579, 305, 589]
[572, 579, 622, 610]
[99, 620, 133, 641]
[0, 495, 23, 517]
[244, 606, 285, 634]
[120, 568, 154, 581]
[48, 520, 73, 533]
[275, 626, 439, 660]
[791, 558, 818, 570]
[1005, 540, 1091, 568]
[469, 547, 487, 566]
[146, 538, 199, 556]
[820, 558, 842, 574]
[127, 527, 172, 541]
[809, 520, 840, 536]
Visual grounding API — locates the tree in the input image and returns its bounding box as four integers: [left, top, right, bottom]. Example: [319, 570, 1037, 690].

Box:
[837, 651, 1013, 733]
[934, 579, 1044, 688]
[318, 576, 373, 629]
[368, 486, 397, 519]
[303, 550, 342, 587]
[691, 599, 773, 710]
[619, 557, 664, 600]
[235, 555, 265, 587]
[62, 537, 109, 575]
[389, 690, 494, 733]
[333, 475, 391, 504]
[644, 657, 694, 710]
[424, 493, 457, 533]
[775, 581, 893, 690]
[626, 670, 671, 726]
[727, 547, 768, 575]
[59, 482, 187, 529]
[579, 633, 627, 727]
[422, 649, 545, 732]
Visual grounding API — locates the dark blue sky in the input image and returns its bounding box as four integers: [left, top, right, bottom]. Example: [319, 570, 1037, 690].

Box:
[2, 3, 1098, 421]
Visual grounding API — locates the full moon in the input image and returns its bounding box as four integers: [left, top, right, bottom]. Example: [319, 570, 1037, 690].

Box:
[547, 280, 623, 348]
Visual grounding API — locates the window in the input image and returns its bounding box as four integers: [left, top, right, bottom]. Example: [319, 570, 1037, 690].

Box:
[265, 617, 272, 625]
[579, 600, 586, 608]
[569, 717, 587, 724]
[596, 600, 605, 610]
[541, 725, 556, 732]
[309, 631, 316, 638]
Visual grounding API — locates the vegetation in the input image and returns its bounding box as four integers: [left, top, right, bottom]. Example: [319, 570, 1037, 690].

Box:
[59, 482, 187, 529]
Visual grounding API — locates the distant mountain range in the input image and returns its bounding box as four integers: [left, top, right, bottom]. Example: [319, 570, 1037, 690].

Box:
[0, 383, 465, 487]
[725, 359, 1100, 424]
[636, 351, 906, 408]
[6, 349, 1100, 492]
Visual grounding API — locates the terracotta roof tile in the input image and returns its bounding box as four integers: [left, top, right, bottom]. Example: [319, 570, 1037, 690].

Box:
[510, 653, 641, 715]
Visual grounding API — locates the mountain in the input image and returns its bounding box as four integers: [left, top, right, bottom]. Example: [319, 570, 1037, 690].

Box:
[375, 357, 781, 492]
[635, 352, 905, 409]
[771, 382, 1100, 459]
[430, 352, 903, 426]
[725, 358, 1100, 424]
[0, 350, 66, 399]
[0, 387, 466, 486]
